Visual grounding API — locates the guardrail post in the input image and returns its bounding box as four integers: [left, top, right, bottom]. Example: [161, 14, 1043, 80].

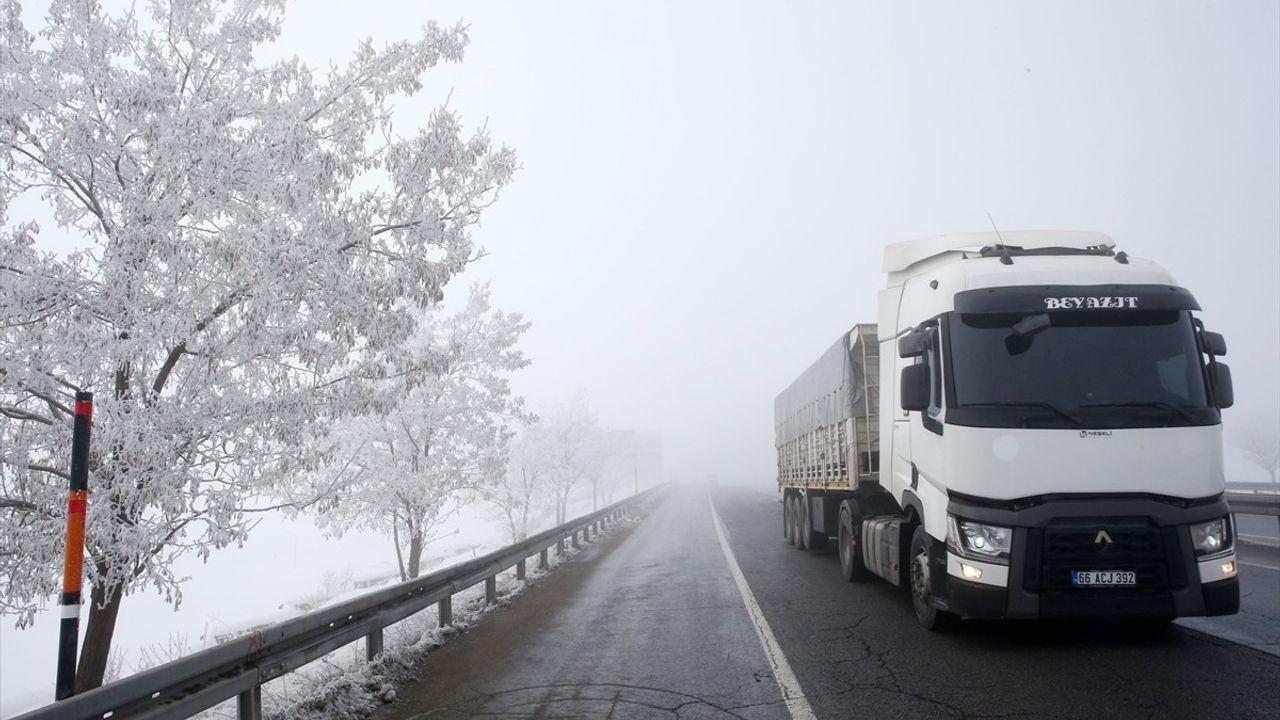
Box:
[238, 685, 262, 720]
[556, 538, 565, 556]
[539, 548, 549, 568]
[366, 628, 383, 662]
[517, 558, 526, 581]
[485, 576, 498, 605]
[572, 531, 580, 549]
[438, 596, 453, 627]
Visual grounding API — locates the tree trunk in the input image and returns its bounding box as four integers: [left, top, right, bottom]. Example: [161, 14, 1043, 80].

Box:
[407, 531, 423, 579]
[504, 507, 518, 544]
[392, 519, 407, 582]
[75, 581, 123, 692]
[592, 477, 598, 511]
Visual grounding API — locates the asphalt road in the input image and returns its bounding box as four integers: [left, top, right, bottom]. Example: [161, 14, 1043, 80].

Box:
[1178, 540, 1280, 656]
[377, 485, 1280, 720]
[1235, 513, 1279, 547]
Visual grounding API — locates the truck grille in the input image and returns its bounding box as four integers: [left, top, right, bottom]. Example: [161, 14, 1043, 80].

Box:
[1021, 520, 1186, 618]
[1023, 521, 1185, 594]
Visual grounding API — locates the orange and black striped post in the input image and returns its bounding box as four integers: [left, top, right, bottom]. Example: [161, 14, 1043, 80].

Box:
[55, 391, 92, 701]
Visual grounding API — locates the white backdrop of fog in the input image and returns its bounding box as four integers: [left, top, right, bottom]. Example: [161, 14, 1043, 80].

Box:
[3, 1, 1278, 711]
[15, 0, 1279, 490]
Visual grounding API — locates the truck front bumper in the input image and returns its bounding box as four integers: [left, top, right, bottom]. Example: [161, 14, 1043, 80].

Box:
[938, 494, 1241, 620]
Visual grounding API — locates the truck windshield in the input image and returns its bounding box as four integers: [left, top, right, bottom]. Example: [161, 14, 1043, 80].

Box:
[946, 310, 1217, 429]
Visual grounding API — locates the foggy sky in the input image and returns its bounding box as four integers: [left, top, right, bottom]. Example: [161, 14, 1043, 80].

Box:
[20, 1, 1280, 486]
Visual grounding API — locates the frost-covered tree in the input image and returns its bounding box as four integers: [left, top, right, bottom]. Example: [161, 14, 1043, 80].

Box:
[537, 393, 606, 524]
[0, 0, 514, 689]
[476, 425, 552, 543]
[308, 286, 529, 580]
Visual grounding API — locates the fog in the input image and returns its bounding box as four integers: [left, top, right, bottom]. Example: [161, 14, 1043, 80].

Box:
[18, 0, 1280, 489]
[286, 0, 1276, 488]
[3, 2, 1278, 714]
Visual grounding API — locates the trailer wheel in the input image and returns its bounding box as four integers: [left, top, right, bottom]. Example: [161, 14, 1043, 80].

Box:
[909, 524, 956, 631]
[801, 495, 826, 551]
[838, 502, 871, 582]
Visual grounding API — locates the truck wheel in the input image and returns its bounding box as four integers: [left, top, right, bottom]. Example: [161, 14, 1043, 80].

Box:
[838, 502, 871, 582]
[909, 524, 956, 631]
[801, 495, 826, 551]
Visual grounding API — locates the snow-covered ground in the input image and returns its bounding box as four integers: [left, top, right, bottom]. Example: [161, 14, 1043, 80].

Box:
[0, 494, 606, 718]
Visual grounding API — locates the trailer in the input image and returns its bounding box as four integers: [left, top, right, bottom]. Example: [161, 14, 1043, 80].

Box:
[777, 232, 1241, 629]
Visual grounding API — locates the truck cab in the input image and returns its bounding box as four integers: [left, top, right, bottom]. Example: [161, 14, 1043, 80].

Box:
[881, 231, 1238, 626]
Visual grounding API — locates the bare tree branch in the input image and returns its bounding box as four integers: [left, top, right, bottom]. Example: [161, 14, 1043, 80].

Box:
[0, 405, 54, 425]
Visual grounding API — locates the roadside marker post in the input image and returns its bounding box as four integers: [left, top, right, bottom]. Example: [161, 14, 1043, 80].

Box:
[55, 391, 93, 700]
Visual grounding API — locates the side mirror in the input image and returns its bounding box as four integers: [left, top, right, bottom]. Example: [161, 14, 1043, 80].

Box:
[1210, 362, 1233, 409]
[1200, 330, 1227, 357]
[901, 364, 930, 412]
[898, 331, 930, 358]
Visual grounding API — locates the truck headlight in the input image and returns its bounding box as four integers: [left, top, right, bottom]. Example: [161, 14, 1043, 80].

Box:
[1190, 516, 1233, 557]
[947, 516, 1012, 562]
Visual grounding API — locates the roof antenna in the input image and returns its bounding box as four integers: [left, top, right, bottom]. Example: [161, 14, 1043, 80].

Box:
[987, 213, 1013, 265]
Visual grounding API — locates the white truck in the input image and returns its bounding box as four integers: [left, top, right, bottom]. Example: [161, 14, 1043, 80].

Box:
[775, 231, 1240, 629]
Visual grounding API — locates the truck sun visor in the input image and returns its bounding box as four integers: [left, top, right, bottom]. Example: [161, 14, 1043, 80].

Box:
[953, 284, 1201, 314]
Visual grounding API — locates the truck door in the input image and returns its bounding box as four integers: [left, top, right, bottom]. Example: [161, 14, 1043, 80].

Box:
[908, 324, 945, 508]
[892, 343, 914, 498]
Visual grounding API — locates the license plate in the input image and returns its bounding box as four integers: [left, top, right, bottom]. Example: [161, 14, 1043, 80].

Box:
[1072, 570, 1136, 586]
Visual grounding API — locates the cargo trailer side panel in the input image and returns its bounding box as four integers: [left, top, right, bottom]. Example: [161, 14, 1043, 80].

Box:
[776, 324, 879, 490]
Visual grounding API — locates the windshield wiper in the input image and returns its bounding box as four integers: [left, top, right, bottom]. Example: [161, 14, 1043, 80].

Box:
[963, 402, 1083, 427]
[1079, 401, 1201, 424]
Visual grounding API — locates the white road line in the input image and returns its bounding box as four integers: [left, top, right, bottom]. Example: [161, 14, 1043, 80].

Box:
[709, 498, 818, 720]
[1239, 559, 1280, 572]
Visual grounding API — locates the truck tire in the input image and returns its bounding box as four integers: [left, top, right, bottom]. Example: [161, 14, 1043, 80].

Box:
[838, 502, 872, 582]
[801, 495, 826, 551]
[909, 524, 956, 631]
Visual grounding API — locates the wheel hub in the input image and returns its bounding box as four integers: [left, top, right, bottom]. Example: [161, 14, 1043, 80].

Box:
[911, 549, 930, 604]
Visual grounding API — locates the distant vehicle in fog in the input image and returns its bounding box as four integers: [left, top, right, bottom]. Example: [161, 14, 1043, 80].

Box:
[776, 231, 1239, 629]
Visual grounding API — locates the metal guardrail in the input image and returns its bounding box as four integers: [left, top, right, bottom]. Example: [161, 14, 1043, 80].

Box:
[1226, 489, 1280, 518]
[16, 488, 663, 720]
